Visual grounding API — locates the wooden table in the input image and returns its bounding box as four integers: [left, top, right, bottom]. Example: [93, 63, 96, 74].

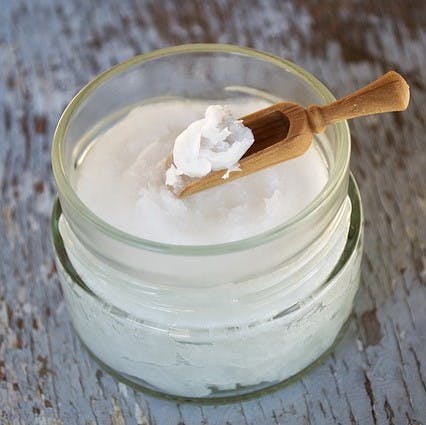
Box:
[1, 1, 425, 423]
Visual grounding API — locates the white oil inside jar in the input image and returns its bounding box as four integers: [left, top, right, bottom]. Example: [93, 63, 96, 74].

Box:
[73, 98, 329, 244]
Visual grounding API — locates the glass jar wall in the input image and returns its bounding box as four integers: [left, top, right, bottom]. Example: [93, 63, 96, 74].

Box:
[51, 45, 363, 398]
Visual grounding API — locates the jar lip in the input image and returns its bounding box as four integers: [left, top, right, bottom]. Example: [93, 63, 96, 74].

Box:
[51, 43, 351, 255]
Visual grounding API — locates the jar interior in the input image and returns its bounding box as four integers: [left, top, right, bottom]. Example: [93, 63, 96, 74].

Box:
[59, 50, 342, 217]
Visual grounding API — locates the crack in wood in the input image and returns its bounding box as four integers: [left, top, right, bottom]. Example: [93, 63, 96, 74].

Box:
[364, 371, 378, 424]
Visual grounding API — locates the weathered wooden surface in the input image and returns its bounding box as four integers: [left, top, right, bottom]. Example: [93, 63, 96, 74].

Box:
[0, 0, 425, 423]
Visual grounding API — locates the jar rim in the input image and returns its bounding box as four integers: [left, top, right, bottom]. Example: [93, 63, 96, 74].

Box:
[51, 43, 351, 255]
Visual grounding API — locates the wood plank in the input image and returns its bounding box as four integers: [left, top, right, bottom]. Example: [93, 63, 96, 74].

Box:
[0, 0, 425, 423]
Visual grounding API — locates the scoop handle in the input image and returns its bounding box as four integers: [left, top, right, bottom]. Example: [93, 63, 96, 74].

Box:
[306, 71, 410, 133]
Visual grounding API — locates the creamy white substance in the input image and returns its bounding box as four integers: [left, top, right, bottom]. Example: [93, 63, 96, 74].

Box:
[75, 99, 329, 245]
[58, 98, 359, 398]
[166, 105, 254, 192]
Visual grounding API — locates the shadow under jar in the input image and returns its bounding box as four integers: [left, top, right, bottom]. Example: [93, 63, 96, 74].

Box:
[51, 44, 363, 399]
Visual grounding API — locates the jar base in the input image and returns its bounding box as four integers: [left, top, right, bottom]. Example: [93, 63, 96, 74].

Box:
[77, 314, 356, 403]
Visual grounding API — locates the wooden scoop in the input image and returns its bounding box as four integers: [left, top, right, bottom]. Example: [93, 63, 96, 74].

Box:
[178, 71, 409, 198]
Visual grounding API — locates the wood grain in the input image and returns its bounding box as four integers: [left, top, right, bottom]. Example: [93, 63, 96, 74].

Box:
[0, 0, 425, 424]
[307, 71, 410, 133]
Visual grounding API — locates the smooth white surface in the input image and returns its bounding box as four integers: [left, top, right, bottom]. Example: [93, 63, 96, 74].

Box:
[75, 99, 329, 244]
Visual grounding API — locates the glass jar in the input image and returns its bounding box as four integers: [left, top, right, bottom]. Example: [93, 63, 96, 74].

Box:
[51, 44, 363, 399]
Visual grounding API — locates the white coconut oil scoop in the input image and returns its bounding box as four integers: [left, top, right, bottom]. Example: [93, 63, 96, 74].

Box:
[166, 71, 409, 198]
